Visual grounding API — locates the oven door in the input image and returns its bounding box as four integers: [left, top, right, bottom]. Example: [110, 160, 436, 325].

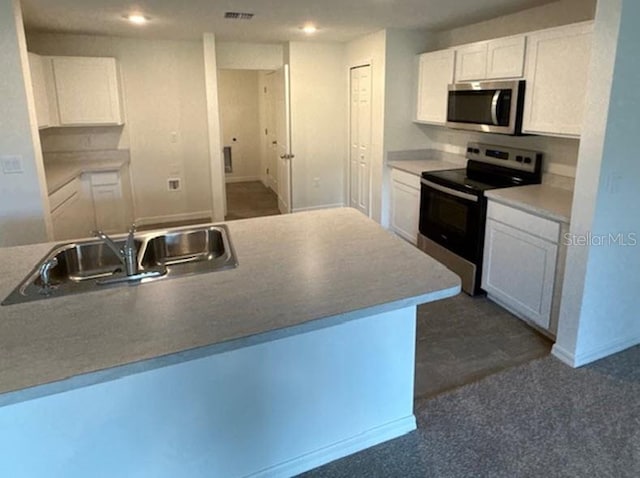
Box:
[446, 80, 524, 135]
[419, 179, 481, 263]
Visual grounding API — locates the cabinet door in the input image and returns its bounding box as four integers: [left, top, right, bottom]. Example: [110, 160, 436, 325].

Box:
[51, 180, 94, 241]
[415, 49, 456, 125]
[455, 43, 487, 82]
[52, 57, 123, 126]
[482, 218, 557, 330]
[486, 36, 526, 79]
[91, 172, 125, 233]
[522, 22, 593, 137]
[390, 172, 420, 245]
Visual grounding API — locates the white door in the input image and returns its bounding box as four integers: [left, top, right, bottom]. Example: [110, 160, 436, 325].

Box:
[349, 65, 372, 217]
[274, 65, 293, 214]
[264, 72, 278, 192]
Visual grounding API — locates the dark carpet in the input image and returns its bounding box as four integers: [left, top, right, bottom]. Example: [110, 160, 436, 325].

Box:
[302, 345, 640, 477]
[225, 181, 280, 221]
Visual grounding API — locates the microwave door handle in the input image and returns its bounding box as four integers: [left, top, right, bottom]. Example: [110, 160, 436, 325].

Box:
[491, 90, 502, 126]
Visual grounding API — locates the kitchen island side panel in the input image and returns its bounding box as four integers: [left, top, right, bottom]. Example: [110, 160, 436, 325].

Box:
[0, 306, 417, 478]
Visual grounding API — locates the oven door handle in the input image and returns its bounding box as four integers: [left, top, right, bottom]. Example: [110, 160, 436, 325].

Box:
[421, 179, 479, 203]
[491, 90, 502, 126]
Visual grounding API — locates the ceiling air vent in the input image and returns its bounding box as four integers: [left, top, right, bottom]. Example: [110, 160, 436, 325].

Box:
[224, 12, 254, 20]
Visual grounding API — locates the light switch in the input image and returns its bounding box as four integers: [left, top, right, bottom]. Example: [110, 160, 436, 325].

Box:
[1, 155, 24, 174]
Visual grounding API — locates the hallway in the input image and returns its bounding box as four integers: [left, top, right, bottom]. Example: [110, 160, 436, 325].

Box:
[225, 181, 280, 221]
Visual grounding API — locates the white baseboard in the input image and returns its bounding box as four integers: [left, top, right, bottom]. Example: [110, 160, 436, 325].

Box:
[225, 175, 261, 184]
[135, 210, 212, 227]
[248, 415, 416, 478]
[551, 343, 576, 367]
[292, 203, 345, 213]
[553, 334, 640, 368]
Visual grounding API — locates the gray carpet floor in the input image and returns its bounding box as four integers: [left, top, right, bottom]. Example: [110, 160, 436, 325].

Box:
[302, 344, 640, 477]
[225, 181, 280, 221]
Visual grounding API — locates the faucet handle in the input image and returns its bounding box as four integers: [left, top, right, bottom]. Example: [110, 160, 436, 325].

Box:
[129, 223, 137, 234]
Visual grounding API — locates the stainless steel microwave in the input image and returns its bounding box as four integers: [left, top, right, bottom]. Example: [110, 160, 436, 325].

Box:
[446, 80, 526, 135]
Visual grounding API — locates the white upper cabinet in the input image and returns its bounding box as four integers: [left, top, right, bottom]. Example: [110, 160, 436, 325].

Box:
[28, 53, 52, 129]
[455, 43, 488, 82]
[486, 36, 526, 80]
[455, 36, 525, 82]
[51, 56, 124, 126]
[522, 22, 593, 138]
[415, 49, 455, 125]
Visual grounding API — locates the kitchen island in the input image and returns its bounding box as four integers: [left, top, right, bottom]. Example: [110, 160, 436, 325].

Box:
[0, 208, 460, 477]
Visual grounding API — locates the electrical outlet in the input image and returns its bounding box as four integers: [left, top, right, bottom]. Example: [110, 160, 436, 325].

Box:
[170, 132, 178, 144]
[1, 155, 24, 174]
[313, 177, 320, 188]
[167, 178, 182, 191]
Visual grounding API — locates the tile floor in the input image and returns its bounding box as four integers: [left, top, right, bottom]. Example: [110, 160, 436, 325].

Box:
[415, 293, 552, 399]
[225, 181, 280, 221]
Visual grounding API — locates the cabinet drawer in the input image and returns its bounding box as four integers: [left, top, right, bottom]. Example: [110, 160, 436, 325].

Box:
[487, 201, 559, 243]
[390, 168, 420, 190]
[49, 177, 80, 212]
[90, 171, 120, 186]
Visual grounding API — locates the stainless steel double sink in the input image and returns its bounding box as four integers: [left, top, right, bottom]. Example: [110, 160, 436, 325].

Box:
[2, 224, 237, 305]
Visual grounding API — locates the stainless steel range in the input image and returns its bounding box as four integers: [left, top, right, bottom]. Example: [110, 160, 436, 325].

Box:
[418, 142, 543, 295]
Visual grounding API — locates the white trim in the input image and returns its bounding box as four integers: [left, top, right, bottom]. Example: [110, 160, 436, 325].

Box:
[292, 203, 345, 213]
[247, 415, 416, 478]
[225, 175, 262, 184]
[135, 210, 212, 227]
[551, 343, 576, 367]
[203, 33, 226, 222]
[574, 334, 640, 367]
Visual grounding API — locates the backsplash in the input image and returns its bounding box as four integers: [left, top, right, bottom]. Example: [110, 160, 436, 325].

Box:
[416, 124, 579, 186]
[39, 126, 128, 153]
[43, 149, 130, 164]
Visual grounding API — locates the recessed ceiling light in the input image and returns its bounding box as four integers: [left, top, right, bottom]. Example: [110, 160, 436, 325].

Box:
[124, 13, 149, 25]
[301, 24, 317, 34]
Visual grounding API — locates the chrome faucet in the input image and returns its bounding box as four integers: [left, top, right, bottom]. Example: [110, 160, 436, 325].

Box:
[93, 224, 138, 276]
[38, 256, 59, 294]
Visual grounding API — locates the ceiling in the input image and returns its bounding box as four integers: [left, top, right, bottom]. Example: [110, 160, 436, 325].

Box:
[21, 0, 559, 43]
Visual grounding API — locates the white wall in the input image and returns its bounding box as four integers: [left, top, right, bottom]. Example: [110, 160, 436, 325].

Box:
[554, 0, 640, 366]
[216, 42, 283, 70]
[434, 0, 597, 48]
[0, 0, 50, 246]
[217, 70, 262, 183]
[27, 32, 213, 225]
[288, 42, 346, 211]
[345, 31, 386, 221]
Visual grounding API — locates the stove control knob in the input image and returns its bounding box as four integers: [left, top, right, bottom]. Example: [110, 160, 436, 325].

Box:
[524, 157, 532, 164]
[516, 156, 523, 162]
[473, 148, 480, 154]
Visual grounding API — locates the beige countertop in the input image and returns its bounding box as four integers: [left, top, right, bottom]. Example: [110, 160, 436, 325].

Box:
[0, 208, 460, 406]
[485, 184, 574, 224]
[44, 151, 130, 194]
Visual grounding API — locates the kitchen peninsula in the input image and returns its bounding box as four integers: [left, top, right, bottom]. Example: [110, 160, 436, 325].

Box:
[0, 208, 460, 477]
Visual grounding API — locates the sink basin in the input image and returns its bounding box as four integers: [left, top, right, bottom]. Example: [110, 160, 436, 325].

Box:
[141, 227, 227, 267]
[2, 224, 237, 305]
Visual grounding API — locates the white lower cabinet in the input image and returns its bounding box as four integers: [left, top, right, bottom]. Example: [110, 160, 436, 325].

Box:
[50, 178, 95, 240]
[90, 171, 126, 234]
[482, 201, 562, 332]
[49, 168, 131, 241]
[390, 169, 421, 245]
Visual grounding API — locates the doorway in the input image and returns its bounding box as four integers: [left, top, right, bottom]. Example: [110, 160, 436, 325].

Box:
[216, 67, 292, 220]
[349, 64, 372, 217]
